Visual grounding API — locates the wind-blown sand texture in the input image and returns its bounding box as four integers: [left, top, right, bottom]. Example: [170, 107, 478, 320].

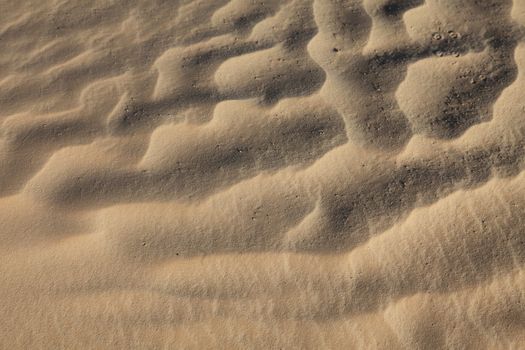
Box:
[2, 0, 525, 349]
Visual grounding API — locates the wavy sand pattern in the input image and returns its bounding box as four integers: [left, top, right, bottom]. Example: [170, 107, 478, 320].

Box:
[2, 0, 525, 349]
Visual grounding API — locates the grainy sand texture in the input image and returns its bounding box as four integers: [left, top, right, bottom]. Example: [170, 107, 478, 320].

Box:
[2, 0, 525, 349]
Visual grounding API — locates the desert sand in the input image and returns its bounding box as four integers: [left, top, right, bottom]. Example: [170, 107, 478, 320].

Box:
[1, 0, 525, 349]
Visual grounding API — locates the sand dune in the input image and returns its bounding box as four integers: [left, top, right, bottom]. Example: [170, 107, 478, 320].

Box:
[2, 0, 525, 349]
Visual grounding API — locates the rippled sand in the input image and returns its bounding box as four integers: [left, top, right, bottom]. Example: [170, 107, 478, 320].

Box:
[2, 0, 525, 349]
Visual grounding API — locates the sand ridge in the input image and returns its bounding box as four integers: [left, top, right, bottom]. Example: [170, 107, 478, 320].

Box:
[2, 0, 525, 349]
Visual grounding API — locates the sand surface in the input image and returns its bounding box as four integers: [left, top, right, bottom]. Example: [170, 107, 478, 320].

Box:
[2, 0, 525, 349]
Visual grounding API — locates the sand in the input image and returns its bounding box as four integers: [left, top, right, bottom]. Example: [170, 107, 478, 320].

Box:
[1, 0, 525, 349]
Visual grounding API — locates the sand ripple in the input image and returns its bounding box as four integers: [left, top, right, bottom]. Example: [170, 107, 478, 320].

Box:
[2, 0, 525, 348]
